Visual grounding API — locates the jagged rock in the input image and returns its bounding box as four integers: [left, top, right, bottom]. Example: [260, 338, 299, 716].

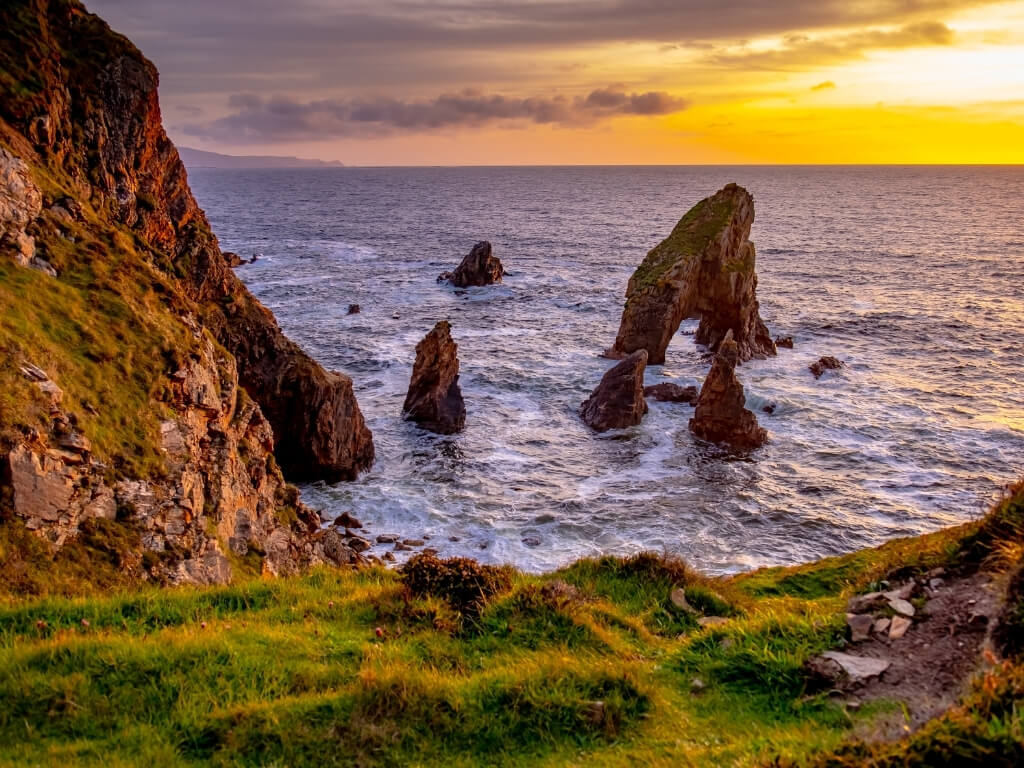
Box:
[580, 350, 648, 432]
[689, 331, 767, 449]
[888, 596, 916, 617]
[403, 321, 466, 434]
[223, 251, 244, 267]
[889, 615, 913, 639]
[847, 613, 874, 642]
[334, 511, 363, 529]
[810, 356, 844, 379]
[820, 651, 891, 682]
[346, 535, 372, 553]
[775, 336, 794, 349]
[644, 382, 699, 404]
[607, 184, 775, 364]
[438, 241, 504, 287]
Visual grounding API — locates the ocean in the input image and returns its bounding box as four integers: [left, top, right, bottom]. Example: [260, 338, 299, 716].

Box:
[187, 165, 1024, 573]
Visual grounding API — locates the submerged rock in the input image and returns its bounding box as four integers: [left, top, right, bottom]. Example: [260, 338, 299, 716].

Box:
[810, 356, 845, 379]
[775, 336, 794, 349]
[580, 350, 649, 432]
[347, 304, 361, 315]
[403, 321, 466, 434]
[607, 183, 776, 364]
[689, 331, 767, 449]
[438, 241, 504, 287]
[644, 382, 699, 405]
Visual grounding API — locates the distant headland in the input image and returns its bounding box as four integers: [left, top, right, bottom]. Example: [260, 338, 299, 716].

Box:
[178, 146, 345, 169]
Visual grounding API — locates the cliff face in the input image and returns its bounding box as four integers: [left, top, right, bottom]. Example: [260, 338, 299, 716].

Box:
[607, 184, 776, 365]
[0, 0, 371, 583]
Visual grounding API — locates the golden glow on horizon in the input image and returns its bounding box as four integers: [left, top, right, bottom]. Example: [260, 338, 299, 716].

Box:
[178, 1, 1024, 164]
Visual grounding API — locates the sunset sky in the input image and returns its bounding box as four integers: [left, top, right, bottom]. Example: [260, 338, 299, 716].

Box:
[86, 0, 1024, 165]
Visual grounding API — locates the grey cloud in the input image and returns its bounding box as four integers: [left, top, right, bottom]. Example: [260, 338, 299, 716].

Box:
[182, 87, 689, 142]
[85, 0, 996, 95]
[710, 21, 955, 70]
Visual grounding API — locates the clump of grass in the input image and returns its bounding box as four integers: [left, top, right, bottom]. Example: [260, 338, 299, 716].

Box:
[400, 553, 514, 617]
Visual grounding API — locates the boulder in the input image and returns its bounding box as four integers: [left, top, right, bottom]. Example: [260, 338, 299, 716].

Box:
[607, 184, 775, 364]
[810, 356, 844, 379]
[403, 321, 466, 434]
[438, 241, 504, 287]
[689, 331, 767, 449]
[820, 651, 891, 682]
[775, 336, 794, 349]
[580, 350, 649, 432]
[644, 382, 698, 405]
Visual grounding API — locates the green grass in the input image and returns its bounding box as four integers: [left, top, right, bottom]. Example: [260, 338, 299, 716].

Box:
[6, 485, 1022, 766]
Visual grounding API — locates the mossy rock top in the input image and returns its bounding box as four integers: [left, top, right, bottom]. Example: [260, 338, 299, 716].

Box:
[628, 183, 752, 294]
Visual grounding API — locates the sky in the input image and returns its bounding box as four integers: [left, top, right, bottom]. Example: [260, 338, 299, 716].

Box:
[85, 0, 1024, 165]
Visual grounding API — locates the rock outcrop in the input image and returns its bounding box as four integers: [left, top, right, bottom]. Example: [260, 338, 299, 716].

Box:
[4, 348, 350, 584]
[689, 331, 767, 449]
[607, 184, 776, 365]
[438, 241, 504, 287]
[0, 0, 374, 583]
[580, 350, 649, 432]
[403, 321, 466, 434]
[0, 0, 373, 483]
[644, 382, 699, 405]
[810, 356, 844, 379]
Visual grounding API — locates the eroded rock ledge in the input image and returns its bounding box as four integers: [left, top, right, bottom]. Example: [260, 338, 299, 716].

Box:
[607, 183, 776, 365]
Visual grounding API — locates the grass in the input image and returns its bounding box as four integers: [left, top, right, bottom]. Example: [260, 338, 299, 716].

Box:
[627, 192, 736, 295]
[1, 482, 1021, 766]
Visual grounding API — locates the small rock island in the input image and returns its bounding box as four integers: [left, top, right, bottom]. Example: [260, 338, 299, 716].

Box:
[438, 241, 505, 287]
[580, 350, 649, 432]
[403, 321, 467, 434]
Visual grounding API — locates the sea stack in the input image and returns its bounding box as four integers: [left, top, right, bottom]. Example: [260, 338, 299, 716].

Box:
[607, 183, 776, 365]
[689, 331, 767, 449]
[403, 321, 466, 434]
[438, 241, 504, 287]
[580, 350, 649, 432]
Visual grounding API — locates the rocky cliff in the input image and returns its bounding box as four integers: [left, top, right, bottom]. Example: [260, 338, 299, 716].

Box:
[0, 0, 372, 584]
[607, 183, 776, 365]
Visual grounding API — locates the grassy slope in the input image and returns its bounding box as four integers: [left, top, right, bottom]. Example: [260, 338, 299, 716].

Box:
[1, 485, 1021, 767]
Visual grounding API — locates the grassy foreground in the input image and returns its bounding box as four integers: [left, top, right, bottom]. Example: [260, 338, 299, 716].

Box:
[1, 483, 1022, 767]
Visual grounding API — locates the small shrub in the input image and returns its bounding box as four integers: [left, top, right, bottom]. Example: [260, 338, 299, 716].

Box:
[400, 554, 513, 616]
